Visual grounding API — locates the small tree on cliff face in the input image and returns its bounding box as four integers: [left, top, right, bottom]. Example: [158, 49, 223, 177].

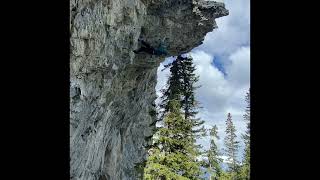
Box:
[224, 113, 240, 174]
[144, 100, 202, 180]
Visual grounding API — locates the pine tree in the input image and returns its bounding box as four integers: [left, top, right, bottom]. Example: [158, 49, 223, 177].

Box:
[207, 125, 222, 180]
[239, 89, 250, 179]
[223, 113, 239, 174]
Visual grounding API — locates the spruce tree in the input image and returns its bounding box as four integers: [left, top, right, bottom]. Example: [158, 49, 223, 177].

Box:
[180, 55, 206, 139]
[159, 55, 205, 138]
[144, 100, 202, 180]
[207, 125, 222, 180]
[179, 55, 200, 120]
[239, 89, 250, 179]
[224, 113, 239, 174]
[145, 55, 206, 179]
[159, 56, 184, 119]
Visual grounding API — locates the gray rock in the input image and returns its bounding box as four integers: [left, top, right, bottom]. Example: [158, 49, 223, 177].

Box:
[70, 0, 228, 179]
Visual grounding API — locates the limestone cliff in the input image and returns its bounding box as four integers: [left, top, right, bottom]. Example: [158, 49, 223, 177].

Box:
[70, 0, 228, 179]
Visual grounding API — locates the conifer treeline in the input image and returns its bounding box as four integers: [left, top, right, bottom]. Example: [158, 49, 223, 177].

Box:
[144, 55, 250, 180]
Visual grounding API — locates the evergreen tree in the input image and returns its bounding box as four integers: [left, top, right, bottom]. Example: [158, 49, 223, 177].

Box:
[239, 89, 250, 179]
[144, 100, 202, 180]
[180, 55, 206, 139]
[223, 113, 240, 174]
[179, 55, 200, 120]
[207, 125, 222, 180]
[219, 171, 236, 180]
[159, 55, 205, 138]
[159, 56, 184, 119]
[145, 55, 206, 179]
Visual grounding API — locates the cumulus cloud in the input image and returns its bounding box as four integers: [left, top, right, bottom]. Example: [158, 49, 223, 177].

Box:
[190, 48, 249, 157]
[155, 57, 176, 100]
[155, 0, 250, 160]
[194, 0, 250, 58]
[155, 48, 249, 158]
[226, 46, 250, 88]
[190, 50, 232, 113]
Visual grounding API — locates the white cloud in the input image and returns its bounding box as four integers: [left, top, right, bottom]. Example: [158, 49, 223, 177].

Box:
[155, 58, 173, 107]
[155, 0, 250, 161]
[194, 0, 250, 58]
[226, 46, 250, 88]
[191, 50, 232, 114]
[156, 49, 249, 159]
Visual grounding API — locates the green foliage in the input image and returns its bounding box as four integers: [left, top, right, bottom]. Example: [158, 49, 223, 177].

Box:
[219, 90, 250, 180]
[144, 149, 189, 180]
[224, 113, 240, 173]
[236, 164, 250, 180]
[198, 90, 250, 180]
[159, 55, 206, 146]
[239, 89, 250, 179]
[144, 100, 203, 179]
[144, 54, 207, 180]
[204, 125, 223, 180]
[160, 55, 201, 120]
[218, 171, 238, 180]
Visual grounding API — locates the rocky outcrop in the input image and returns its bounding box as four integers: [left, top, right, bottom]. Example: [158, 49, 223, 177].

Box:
[70, 0, 228, 179]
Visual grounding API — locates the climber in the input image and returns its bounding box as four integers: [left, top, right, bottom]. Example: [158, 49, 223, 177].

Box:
[133, 39, 168, 56]
[154, 41, 168, 56]
[133, 39, 154, 54]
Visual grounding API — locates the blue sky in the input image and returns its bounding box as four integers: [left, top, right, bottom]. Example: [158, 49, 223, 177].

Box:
[212, 55, 227, 76]
[156, 0, 250, 162]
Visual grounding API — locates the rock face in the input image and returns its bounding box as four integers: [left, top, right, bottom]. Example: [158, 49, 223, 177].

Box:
[70, 0, 228, 179]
